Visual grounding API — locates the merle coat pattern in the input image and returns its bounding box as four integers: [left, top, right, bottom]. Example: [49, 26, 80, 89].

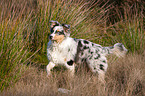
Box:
[46, 20, 127, 82]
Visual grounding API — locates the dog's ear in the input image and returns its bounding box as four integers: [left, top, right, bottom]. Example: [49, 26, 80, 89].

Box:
[62, 24, 71, 36]
[49, 20, 60, 28]
[62, 24, 70, 32]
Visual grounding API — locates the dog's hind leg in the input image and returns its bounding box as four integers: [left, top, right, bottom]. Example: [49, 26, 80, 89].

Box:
[88, 65, 106, 84]
[98, 70, 106, 84]
[87, 58, 107, 84]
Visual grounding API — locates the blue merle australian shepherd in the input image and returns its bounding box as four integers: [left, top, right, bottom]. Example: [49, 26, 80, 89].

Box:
[46, 20, 127, 83]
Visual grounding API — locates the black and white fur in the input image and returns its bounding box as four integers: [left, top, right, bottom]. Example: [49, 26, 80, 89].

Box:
[46, 20, 128, 82]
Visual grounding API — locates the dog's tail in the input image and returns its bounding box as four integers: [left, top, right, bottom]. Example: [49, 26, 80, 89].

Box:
[104, 43, 128, 57]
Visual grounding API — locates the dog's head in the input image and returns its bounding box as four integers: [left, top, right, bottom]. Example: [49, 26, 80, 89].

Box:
[49, 20, 70, 43]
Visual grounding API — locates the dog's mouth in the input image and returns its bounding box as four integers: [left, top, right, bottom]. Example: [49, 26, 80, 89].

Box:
[49, 35, 65, 43]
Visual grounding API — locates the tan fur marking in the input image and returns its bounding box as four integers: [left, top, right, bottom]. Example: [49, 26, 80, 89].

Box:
[53, 35, 65, 43]
[64, 58, 67, 61]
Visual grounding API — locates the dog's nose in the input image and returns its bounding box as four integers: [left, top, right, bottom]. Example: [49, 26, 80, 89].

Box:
[49, 35, 53, 40]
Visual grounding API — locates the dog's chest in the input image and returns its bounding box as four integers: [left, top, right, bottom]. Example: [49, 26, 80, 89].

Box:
[51, 46, 68, 64]
[48, 37, 77, 65]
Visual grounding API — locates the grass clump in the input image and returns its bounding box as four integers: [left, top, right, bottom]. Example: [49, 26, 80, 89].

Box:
[104, 2, 145, 54]
[0, 0, 36, 90]
[0, 19, 29, 90]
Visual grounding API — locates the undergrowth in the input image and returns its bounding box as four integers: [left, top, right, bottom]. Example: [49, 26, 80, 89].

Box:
[1, 54, 145, 96]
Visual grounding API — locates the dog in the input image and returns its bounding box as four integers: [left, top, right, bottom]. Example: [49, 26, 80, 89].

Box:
[46, 20, 127, 82]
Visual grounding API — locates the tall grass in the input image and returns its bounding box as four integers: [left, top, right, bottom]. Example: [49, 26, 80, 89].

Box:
[83, 1, 145, 54]
[104, 2, 145, 53]
[0, 11, 36, 91]
[0, 0, 38, 90]
[0, 0, 145, 92]
[30, 0, 108, 52]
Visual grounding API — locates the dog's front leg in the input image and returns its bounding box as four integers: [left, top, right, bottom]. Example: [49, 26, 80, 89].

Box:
[46, 62, 55, 76]
[65, 61, 75, 77]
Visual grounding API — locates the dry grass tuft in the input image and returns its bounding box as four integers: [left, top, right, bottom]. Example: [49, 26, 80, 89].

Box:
[1, 54, 145, 96]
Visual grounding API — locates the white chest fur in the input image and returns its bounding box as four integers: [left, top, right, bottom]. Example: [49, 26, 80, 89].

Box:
[47, 37, 77, 65]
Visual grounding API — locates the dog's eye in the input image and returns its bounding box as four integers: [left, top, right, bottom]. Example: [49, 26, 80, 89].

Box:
[56, 31, 60, 34]
[56, 31, 64, 35]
